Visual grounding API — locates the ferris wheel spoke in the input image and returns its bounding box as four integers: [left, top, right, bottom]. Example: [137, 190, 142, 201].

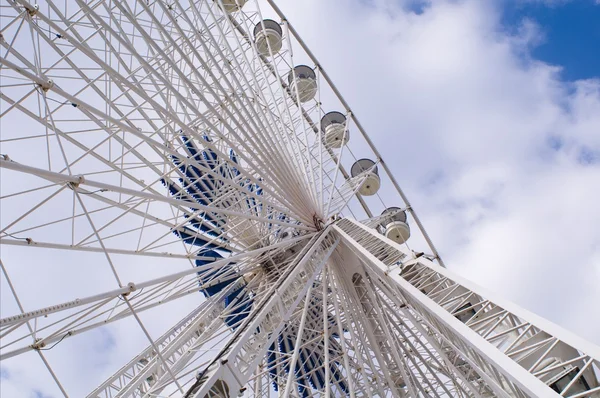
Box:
[162, 142, 314, 230]
[81, 0, 309, 209]
[329, 267, 391, 397]
[0, 159, 315, 242]
[0, 179, 231, 254]
[92, 231, 332, 397]
[3, 0, 324, 225]
[216, 39, 354, 220]
[259, 21, 321, 210]
[3, 1, 599, 397]
[379, 279, 512, 397]
[347, 272, 411, 393]
[87, 293, 233, 398]
[1, 59, 177, 196]
[357, 278, 426, 397]
[2, 5, 218, 171]
[164, 0, 322, 215]
[374, 281, 484, 397]
[320, 265, 332, 396]
[184, 229, 338, 398]
[382, 311, 460, 396]
[0, 173, 246, 255]
[325, 266, 364, 398]
[0, 90, 165, 193]
[180, 1, 314, 204]
[361, 275, 441, 393]
[0, 236, 312, 363]
[0, 237, 214, 261]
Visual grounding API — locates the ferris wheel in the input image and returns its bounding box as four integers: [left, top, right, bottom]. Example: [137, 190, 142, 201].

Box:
[1, 0, 599, 397]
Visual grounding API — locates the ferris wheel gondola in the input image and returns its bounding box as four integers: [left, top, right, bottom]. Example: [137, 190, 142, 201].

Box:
[0, 0, 598, 397]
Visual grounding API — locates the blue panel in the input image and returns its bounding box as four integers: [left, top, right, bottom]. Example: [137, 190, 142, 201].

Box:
[168, 135, 351, 395]
[229, 149, 240, 177]
[196, 257, 236, 295]
[160, 178, 185, 201]
[202, 135, 218, 164]
[180, 134, 204, 163]
[183, 214, 221, 238]
[195, 253, 253, 330]
[176, 228, 229, 252]
[223, 292, 252, 329]
[263, 298, 349, 395]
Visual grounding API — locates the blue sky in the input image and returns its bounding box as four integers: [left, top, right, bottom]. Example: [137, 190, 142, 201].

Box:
[280, 0, 600, 345]
[502, 0, 600, 81]
[406, 0, 600, 81]
[1, 0, 599, 396]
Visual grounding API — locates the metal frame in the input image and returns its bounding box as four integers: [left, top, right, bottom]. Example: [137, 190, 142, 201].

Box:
[334, 218, 600, 397]
[1, 0, 597, 396]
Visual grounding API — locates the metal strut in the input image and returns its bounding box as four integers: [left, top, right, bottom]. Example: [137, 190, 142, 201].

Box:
[334, 218, 600, 398]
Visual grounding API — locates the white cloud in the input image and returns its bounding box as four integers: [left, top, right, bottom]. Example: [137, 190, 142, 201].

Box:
[518, 0, 573, 6]
[1, 0, 599, 395]
[276, 0, 600, 343]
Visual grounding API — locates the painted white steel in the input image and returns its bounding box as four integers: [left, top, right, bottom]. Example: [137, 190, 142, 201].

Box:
[187, 229, 339, 397]
[334, 218, 600, 397]
[1, 0, 597, 396]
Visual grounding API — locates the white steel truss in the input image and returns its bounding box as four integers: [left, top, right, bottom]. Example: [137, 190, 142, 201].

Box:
[334, 218, 600, 398]
[0, 0, 598, 397]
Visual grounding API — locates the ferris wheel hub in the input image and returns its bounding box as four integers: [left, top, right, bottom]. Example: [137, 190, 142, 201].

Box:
[1, 0, 598, 396]
[26, 4, 39, 16]
[313, 214, 325, 230]
[38, 79, 54, 92]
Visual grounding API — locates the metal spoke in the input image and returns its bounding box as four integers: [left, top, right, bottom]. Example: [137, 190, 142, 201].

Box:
[1, 1, 598, 397]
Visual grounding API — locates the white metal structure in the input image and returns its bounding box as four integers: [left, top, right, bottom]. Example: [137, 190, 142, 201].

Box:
[0, 0, 599, 397]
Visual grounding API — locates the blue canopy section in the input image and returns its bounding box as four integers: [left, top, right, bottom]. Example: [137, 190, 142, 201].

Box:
[195, 250, 253, 329]
[223, 286, 253, 329]
[167, 133, 346, 395]
[165, 133, 291, 252]
[165, 134, 257, 335]
[267, 293, 349, 395]
[163, 133, 236, 251]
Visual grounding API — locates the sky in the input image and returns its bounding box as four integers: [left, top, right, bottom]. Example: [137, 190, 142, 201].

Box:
[274, 0, 600, 342]
[502, 0, 600, 81]
[1, 0, 600, 396]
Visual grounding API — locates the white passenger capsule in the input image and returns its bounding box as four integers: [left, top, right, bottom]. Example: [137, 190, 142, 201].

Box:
[288, 65, 317, 103]
[253, 20, 283, 56]
[351, 159, 380, 196]
[321, 111, 349, 148]
[380, 207, 411, 244]
[215, 0, 246, 13]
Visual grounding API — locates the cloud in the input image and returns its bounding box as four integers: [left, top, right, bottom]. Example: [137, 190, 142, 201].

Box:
[0, 245, 204, 396]
[1, 0, 598, 395]
[32, 391, 53, 398]
[517, 0, 573, 6]
[277, 0, 600, 344]
[0, 367, 9, 380]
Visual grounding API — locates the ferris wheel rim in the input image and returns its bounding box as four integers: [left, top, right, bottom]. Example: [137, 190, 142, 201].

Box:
[3, 1, 598, 397]
[1, 2, 380, 395]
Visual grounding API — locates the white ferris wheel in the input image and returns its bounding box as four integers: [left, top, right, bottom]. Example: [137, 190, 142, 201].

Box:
[0, 0, 599, 397]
